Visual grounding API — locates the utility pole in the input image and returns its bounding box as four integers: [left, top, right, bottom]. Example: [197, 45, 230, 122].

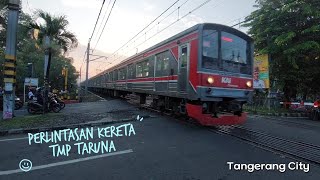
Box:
[43, 36, 51, 113]
[85, 42, 90, 94]
[84, 40, 108, 95]
[3, 0, 20, 120]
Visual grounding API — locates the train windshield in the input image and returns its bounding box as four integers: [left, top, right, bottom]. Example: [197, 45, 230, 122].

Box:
[202, 30, 252, 75]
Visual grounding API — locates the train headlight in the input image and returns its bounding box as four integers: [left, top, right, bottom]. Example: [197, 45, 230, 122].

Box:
[246, 81, 252, 88]
[207, 77, 214, 84]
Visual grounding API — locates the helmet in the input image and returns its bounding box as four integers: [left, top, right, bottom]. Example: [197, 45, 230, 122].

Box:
[36, 87, 42, 92]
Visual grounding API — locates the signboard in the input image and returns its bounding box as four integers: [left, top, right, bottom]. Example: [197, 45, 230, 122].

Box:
[24, 78, 39, 86]
[254, 54, 270, 89]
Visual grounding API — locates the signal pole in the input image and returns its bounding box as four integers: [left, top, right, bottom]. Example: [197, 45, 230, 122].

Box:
[3, 0, 20, 120]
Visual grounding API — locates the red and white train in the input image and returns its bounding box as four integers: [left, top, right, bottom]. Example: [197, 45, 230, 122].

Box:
[86, 23, 254, 126]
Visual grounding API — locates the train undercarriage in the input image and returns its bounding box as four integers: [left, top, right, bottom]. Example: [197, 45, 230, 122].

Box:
[90, 87, 247, 126]
[149, 95, 247, 126]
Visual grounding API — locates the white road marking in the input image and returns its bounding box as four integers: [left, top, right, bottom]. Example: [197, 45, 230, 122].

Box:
[0, 137, 28, 142]
[0, 128, 101, 143]
[0, 149, 133, 176]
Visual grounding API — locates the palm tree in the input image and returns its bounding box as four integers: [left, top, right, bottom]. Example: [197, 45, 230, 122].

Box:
[29, 10, 78, 111]
[30, 10, 78, 54]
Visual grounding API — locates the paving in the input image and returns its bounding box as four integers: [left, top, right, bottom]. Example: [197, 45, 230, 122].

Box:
[0, 99, 151, 133]
[0, 99, 319, 179]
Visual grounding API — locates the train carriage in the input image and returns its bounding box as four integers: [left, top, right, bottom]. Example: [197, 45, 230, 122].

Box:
[86, 23, 254, 126]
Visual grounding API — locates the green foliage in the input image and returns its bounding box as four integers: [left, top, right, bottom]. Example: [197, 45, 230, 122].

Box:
[0, 5, 79, 95]
[29, 10, 78, 54]
[244, 0, 320, 100]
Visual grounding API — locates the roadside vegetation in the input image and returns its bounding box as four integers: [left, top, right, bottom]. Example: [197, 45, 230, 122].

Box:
[244, 0, 320, 101]
[0, 1, 79, 96]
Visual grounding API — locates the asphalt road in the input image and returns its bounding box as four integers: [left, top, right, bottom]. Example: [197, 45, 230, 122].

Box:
[0, 100, 320, 180]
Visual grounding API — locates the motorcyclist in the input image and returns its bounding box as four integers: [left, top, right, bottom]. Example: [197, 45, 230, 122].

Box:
[28, 88, 35, 100]
[35, 87, 44, 105]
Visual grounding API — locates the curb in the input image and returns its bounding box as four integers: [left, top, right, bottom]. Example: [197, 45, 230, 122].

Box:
[249, 112, 309, 117]
[0, 118, 136, 137]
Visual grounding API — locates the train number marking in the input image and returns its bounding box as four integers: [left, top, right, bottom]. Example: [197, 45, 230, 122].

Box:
[221, 77, 231, 84]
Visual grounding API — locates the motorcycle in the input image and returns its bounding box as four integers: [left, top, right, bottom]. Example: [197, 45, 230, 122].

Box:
[49, 93, 65, 109]
[27, 95, 61, 114]
[48, 93, 62, 112]
[14, 96, 23, 110]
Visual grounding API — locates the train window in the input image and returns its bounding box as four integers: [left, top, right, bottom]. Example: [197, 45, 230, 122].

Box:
[202, 30, 219, 70]
[221, 32, 251, 74]
[155, 51, 170, 77]
[136, 63, 143, 77]
[128, 64, 135, 79]
[118, 68, 126, 80]
[113, 70, 118, 81]
[136, 60, 149, 77]
[108, 72, 112, 82]
[221, 32, 247, 64]
[104, 73, 107, 82]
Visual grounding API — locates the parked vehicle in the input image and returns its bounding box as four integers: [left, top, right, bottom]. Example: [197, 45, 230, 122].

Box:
[0, 95, 23, 110]
[14, 96, 23, 110]
[50, 93, 65, 109]
[27, 92, 61, 114]
[310, 100, 320, 121]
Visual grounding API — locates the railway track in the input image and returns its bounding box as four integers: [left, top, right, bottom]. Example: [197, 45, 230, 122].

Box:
[94, 93, 320, 166]
[212, 125, 320, 165]
[258, 116, 320, 131]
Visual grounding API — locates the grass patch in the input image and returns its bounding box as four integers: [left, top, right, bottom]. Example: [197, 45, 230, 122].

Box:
[0, 113, 63, 130]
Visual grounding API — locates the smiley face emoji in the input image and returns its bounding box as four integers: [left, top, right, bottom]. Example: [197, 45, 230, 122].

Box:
[19, 159, 32, 172]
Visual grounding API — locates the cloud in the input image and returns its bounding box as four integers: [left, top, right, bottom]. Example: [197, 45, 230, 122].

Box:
[180, 15, 204, 28]
[61, 0, 102, 9]
[143, 3, 154, 11]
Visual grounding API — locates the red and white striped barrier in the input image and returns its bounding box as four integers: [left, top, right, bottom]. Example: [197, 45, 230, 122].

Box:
[280, 102, 314, 106]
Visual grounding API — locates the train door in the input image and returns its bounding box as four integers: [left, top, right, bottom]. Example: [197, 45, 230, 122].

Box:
[178, 44, 189, 93]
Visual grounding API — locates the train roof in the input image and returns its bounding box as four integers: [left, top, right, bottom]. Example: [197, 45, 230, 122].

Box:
[90, 23, 252, 79]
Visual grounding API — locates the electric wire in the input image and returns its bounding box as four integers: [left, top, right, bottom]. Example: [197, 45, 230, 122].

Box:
[92, 0, 117, 52]
[89, 0, 106, 42]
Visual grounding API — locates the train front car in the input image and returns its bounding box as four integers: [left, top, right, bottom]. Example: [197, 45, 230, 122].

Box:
[186, 23, 254, 126]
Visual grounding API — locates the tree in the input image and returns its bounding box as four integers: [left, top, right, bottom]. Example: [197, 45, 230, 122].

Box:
[28, 10, 78, 109]
[29, 10, 78, 79]
[0, 5, 79, 99]
[243, 0, 320, 100]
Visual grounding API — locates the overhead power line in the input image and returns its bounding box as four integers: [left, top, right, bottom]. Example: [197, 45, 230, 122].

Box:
[108, 0, 181, 59]
[89, 0, 106, 42]
[109, 0, 216, 64]
[93, 0, 112, 43]
[93, 0, 117, 52]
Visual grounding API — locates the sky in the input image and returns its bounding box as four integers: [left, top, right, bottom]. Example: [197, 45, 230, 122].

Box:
[22, 0, 258, 78]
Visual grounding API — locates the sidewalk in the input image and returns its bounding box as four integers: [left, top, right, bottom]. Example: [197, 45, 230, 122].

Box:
[0, 99, 154, 136]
